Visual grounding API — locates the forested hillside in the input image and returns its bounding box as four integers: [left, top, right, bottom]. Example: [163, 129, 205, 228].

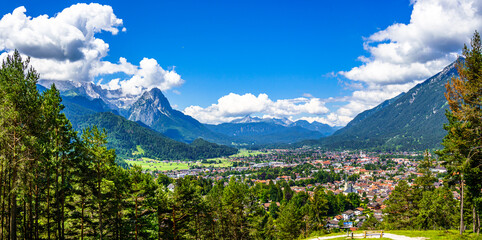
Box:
[206, 121, 324, 144]
[72, 112, 237, 160]
[306, 58, 460, 151]
[55, 88, 238, 160]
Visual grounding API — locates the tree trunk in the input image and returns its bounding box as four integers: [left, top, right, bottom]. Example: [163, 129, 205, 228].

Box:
[157, 206, 161, 240]
[35, 170, 39, 240]
[10, 131, 18, 240]
[9, 194, 16, 240]
[173, 205, 177, 240]
[460, 175, 464, 235]
[23, 200, 26, 239]
[55, 170, 60, 239]
[81, 195, 84, 240]
[98, 170, 103, 240]
[474, 206, 476, 233]
[477, 211, 480, 236]
[6, 176, 10, 240]
[135, 196, 138, 240]
[47, 166, 51, 240]
[0, 161, 5, 239]
[28, 180, 33, 240]
[60, 157, 66, 240]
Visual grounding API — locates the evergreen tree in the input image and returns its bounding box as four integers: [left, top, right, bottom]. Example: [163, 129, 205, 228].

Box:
[308, 187, 329, 232]
[383, 180, 418, 229]
[440, 31, 482, 235]
[416, 186, 458, 230]
[0, 50, 41, 240]
[81, 126, 116, 239]
[415, 150, 437, 191]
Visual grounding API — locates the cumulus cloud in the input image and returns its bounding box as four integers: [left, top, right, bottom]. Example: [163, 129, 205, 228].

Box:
[340, 0, 481, 85]
[321, 81, 421, 126]
[325, 0, 482, 126]
[100, 58, 183, 96]
[183, 93, 329, 124]
[0, 4, 182, 96]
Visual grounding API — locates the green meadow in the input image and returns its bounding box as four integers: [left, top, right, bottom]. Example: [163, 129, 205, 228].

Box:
[126, 149, 270, 171]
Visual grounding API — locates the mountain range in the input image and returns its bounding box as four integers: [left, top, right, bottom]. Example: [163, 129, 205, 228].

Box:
[38, 79, 338, 159]
[39, 57, 460, 154]
[304, 58, 461, 151]
[206, 116, 338, 145]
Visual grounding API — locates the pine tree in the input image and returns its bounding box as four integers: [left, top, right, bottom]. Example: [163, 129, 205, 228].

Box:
[308, 187, 329, 232]
[383, 180, 418, 229]
[40, 84, 77, 239]
[81, 126, 116, 239]
[440, 31, 482, 235]
[415, 150, 437, 191]
[0, 50, 41, 240]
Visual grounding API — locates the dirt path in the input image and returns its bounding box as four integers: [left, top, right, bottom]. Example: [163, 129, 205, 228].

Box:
[310, 233, 427, 240]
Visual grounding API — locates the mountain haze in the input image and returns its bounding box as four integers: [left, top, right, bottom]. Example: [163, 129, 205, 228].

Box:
[205, 115, 339, 144]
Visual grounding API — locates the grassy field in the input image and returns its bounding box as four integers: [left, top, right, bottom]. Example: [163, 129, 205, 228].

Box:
[132, 145, 145, 156]
[126, 158, 191, 171]
[200, 157, 232, 168]
[386, 230, 482, 239]
[230, 149, 270, 157]
[126, 157, 233, 171]
[126, 149, 270, 172]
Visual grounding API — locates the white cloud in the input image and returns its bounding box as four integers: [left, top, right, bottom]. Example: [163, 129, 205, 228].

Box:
[183, 93, 329, 124]
[0, 4, 183, 96]
[327, 0, 482, 126]
[340, 0, 482, 85]
[111, 58, 183, 96]
[323, 81, 420, 126]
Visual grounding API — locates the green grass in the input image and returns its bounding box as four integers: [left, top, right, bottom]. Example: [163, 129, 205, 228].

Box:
[386, 230, 482, 239]
[230, 149, 269, 157]
[126, 158, 191, 171]
[126, 149, 270, 172]
[132, 145, 145, 156]
[127, 157, 233, 171]
[304, 230, 362, 239]
[201, 157, 232, 168]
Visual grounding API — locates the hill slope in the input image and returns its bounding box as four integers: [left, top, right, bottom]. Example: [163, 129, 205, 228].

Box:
[312, 58, 460, 151]
[54, 92, 238, 160]
[70, 112, 238, 160]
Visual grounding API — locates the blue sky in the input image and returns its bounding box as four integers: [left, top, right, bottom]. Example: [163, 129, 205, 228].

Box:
[1, 0, 480, 125]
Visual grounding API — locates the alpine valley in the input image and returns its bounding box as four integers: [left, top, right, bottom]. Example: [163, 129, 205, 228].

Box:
[38, 80, 339, 159]
[38, 57, 461, 158]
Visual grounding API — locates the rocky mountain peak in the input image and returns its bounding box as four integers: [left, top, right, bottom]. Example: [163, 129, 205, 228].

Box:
[231, 115, 263, 124]
[139, 87, 172, 111]
[128, 88, 173, 126]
